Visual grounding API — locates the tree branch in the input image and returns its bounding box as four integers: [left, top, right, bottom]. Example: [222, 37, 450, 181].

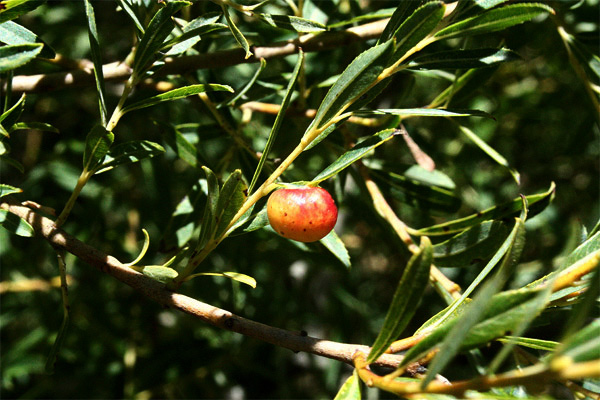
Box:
[0, 199, 403, 369]
[7, 19, 389, 94]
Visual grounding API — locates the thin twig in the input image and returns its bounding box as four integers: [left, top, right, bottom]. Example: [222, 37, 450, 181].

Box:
[0, 200, 404, 369]
[6, 19, 389, 94]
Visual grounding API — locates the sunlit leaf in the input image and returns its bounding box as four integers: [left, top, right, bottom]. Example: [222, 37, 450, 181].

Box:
[222, 4, 252, 59]
[409, 48, 520, 70]
[312, 129, 398, 184]
[320, 229, 350, 269]
[333, 370, 361, 400]
[121, 84, 233, 115]
[0, 43, 42, 73]
[0, 209, 34, 236]
[353, 108, 494, 119]
[435, 3, 554, 40]
[185, 271, 257, 289]
[9, 121, 58, 133]
[256, 13, 326, 32]
[214, 169, 247, 238]
[0, 0, 45, 24]
[367, 237, 432, 363]
[0, 20, 55, 58]
[0, 183, 21, 198]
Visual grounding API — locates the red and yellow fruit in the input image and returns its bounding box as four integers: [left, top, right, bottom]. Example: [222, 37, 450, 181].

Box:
[267, 186, 338, 243]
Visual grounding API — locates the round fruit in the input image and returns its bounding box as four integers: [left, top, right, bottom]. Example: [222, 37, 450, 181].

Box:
[267, 186, 338, 243]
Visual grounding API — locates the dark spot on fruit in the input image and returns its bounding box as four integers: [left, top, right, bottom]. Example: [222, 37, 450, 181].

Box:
[284, 212, 288, 216]
[280, 231, 286, 235]
[309, 221, 313, 224]
[303, 229, 306, 231]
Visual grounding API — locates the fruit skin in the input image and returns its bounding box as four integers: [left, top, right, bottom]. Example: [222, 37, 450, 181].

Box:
[267, 186, 338, 243]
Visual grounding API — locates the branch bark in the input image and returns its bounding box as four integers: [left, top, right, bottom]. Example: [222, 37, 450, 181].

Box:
[0, 199, 403, 369]
[7, 19, 389, 94]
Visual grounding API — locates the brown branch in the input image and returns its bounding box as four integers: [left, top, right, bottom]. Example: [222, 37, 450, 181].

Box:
[7, 19, 389, 94]
[0, 199, 403, 369]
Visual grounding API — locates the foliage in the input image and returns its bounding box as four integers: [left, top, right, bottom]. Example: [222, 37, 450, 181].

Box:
[1, 0, 598, 398]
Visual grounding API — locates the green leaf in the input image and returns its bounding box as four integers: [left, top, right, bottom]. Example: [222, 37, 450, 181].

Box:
[0, 209, 34, 237]
[367, 236, 432, 363]
[0, 43, 42, 73]
[132, 1, 190, 76]
[352, 108, 494, 120]
[116, 0, 144, 35]
[9, 121, 58, 133]
[435, 3, 554, 40]
[164, 12, 225, 55]
[0, 0, 45, 24]
[312, 129, 398, 184]
[0, 92, 25, 130]
[307, 39, 394, 134]
[0, 154, 24, 172]
[320, 229, 350, 269]
[433, 220, 511, 268]
[222, 57, 266, 108]
[155, 121, 200, 168]
[214, 170, 247, 238]
[371, 169, 462, 214]
[388, 1, 445, 64]
[256, 13, 327, 32]
[497, 336, 559, 352]
[184, 271, 257, 289]
[198, 166, 220, 249]
[83, 0, 108, 126]
[378, 2, 423, 44]
[552, 320, 600, 365]
[331, 8, 395, 30]
[333, 370, 361, 400]
[249, 50, 303, 194]
[429, 67, 500, 108]
[414, 183, 555, 236]
[222, 5, 252, 59]
[419, 216, 527, 386]
[243, 204, 269, 233]
[121, 84, 233, 115]
[409, 48, 521, 70]
[0, 183, 21, 198]
[133, 265, 178, 284]
[83, 125, 114, 172]
[95, 140, 165, 174]
[0, 21, 55, 58]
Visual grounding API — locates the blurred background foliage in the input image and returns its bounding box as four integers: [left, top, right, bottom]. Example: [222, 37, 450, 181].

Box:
[1, 0, 598, 398]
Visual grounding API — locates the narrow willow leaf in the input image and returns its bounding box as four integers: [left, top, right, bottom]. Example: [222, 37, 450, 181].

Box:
[378, 2, 423, 44]
[388, 1, 445, 64]
[82, 125, 114, 172]
[155, 121, 200, 168]
[320, 229, 350, 269]
[122, 229, 150, 267]
[353, 108, 494, 119]
[133, 265, 178, 284]
[10, 121, 59, 133]
[244, 204, 269, 232]
[121, 84, 233, 115]
[95, 140, 165, 174]
[403, 165, 455, 190]
[333, 370, 361, 400]
[415, 183, 555, 236]
[0, 43, 42, 73]
[214, 169, 247, 238]
[303, 116, 351, 152]
[0, 209, 34, 236]
[429, 67, 499, 108]
[497, 336, 559, 352]
[435, 3, 554, 40]
[185, 271, 257, 289]
[0, 183, 21, 198]
[371, 169, 461, 214]
[116, 0, 144, 34]
[222, 5, 252, 59]
[332, 8, 395, 30]
[307, 39, 394, 134]
[560, 265, 600, 340]
[552, 320, 600, 365]
[0, 21, 55, 58]
[409, 48, 520, 70]
[367, 237, 432, 363]
[248, 50, 303, 193]
[0, 92, 25, 129]
[83, 0, 108, 126]
[132, 1, 190, 75]
[164, 12, 225, 54]
[256, 13, 326, 32]
[565, 32, 600, 81]
[223, 57, 266, 107]
[420, 216, 527, 386]
[0, 0, 45, 24]
[312, 129, 398, 184]
[198, 166, 219, 249]
[433, 220, 511, 268]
